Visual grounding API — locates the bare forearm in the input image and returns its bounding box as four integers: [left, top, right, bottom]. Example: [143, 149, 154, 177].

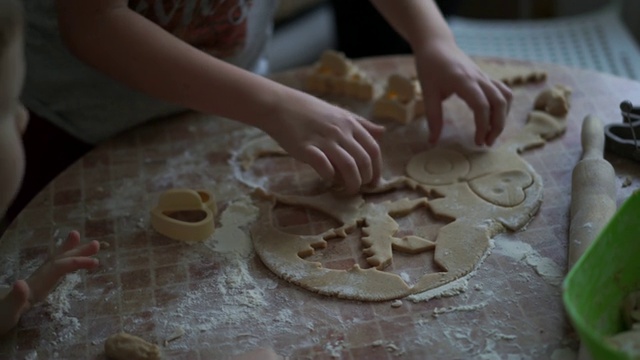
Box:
[56, 0, 290, 130]
[368, 0, 454, 49]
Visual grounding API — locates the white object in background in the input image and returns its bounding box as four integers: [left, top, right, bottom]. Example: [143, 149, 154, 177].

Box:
[449, 1, 640, 80]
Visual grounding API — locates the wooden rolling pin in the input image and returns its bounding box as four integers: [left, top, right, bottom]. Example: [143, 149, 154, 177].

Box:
[569, 115, 617, 269]
[570, 115, 618, 360]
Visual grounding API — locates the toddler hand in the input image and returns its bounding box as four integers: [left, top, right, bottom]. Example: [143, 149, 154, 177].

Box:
[414, 39, 513, 146]
[0, 231, 99, 335]
[26, 230, 100, 303]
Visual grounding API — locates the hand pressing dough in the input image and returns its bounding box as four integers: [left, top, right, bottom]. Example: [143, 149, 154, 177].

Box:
[105, 333, 161, 360]
[242, 67, 570, 301]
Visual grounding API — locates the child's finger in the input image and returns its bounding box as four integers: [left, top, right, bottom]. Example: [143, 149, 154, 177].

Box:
[423, 91, 444, 144]
[303, 144, 335, 184]
[52, 257, 100, 277]
[353, 124, 382, 185]
[324, 144, 361, 194]
[59, 240, 100, 259]
[57, 230, 82, 255]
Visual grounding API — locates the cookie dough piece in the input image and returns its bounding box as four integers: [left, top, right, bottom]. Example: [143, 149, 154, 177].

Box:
[534, 85, 572, 117]
[372, 74, 425, 124]
[306, 50, 375, 101]
[105, 333, 161, 360]
[475, 60, 547, 87]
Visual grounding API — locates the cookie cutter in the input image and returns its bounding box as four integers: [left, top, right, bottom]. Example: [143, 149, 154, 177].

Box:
[150, 188, 217, 242]
[604, 100, 640, 162]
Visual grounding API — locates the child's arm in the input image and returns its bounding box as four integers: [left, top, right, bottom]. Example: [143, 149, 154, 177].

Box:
[369, 0, 513, 146]
[55, 0, 384, 194]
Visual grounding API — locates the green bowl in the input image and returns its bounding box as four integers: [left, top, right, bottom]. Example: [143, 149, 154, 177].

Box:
[563, 191, 640, 359]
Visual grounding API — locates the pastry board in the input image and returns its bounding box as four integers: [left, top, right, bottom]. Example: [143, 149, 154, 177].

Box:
[1, 56, 640, 359]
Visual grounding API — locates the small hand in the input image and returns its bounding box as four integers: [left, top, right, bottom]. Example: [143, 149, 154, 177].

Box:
[26, 230, 100, 303]
[264, 93, 385, 194]
[0, 231, 99, 335]
[414, 39, 513, 146]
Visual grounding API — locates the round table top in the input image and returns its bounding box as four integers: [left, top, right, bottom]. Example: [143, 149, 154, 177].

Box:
[1, 56, 640, 359]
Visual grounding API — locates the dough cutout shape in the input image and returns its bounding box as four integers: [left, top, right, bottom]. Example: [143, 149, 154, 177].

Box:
[239, 58, 571, 300]
[306, 50, 375, 101]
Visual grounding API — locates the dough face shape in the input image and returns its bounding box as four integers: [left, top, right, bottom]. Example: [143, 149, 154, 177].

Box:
[241, 59, 571, 301]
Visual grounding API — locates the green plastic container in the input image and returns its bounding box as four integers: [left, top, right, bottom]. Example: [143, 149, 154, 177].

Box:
[563, 191, 640, 360]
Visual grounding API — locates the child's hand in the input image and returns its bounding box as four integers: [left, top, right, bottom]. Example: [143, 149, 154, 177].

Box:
[26, 230, 100, 303]
[263, 93, 385, 194]
[414, 39, 513, 146]
[0, 231, 99, 335]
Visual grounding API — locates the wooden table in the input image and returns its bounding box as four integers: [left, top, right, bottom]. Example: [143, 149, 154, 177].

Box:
[1, 56, 639, 359]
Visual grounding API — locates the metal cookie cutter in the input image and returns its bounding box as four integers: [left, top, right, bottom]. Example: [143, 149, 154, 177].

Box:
[150, 189, 217, 242]
[604, 100, 640, 161]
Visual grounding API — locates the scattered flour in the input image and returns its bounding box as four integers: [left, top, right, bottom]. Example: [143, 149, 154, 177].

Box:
[407, 238, 496, 302]
[45, 273, 84, 347]
[372, 340, 405, 356]
[205, 196, 259, 258]
[325, 340, 346, 358]
[432, 301, 488, 317]
[407, 277, 469, 303]
[493, 236, 564, 286]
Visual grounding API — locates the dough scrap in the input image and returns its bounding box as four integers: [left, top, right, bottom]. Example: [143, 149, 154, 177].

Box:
[534, 84, 572, 117]
[306, 50, 375, 101]
[475, 59, 547, 87]
[104, 333, 161, 360]
[372, 74, 425, 124]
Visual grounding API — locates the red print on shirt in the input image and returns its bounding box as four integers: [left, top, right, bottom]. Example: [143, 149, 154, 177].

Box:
[129, 0, 252, 58]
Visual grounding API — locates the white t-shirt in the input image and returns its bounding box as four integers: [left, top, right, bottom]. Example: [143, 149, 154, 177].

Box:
[23, 0, 277, 144]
